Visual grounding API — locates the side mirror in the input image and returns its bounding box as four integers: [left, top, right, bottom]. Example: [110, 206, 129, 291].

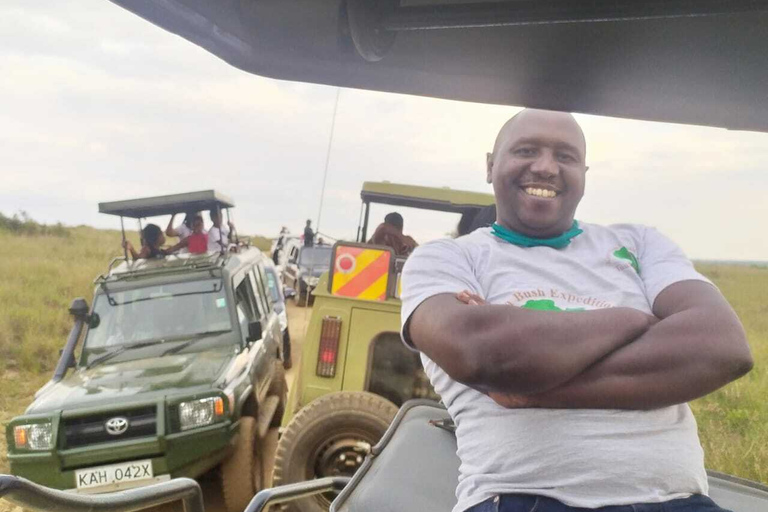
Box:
[246, 321, 263, 342]
[87, 313, 101, 329]
[283, 287, 296, 299]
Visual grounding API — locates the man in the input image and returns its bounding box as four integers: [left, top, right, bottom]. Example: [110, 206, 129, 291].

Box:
[208, 207, 235, 253]
[369, 212, 418, 256]
[165, 211, 198, 240]
[401, 110, 752, 512]
[303, 219, 314, 247]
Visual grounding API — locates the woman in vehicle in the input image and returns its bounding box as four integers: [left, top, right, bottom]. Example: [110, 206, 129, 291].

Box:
[123, 223, 169, 259]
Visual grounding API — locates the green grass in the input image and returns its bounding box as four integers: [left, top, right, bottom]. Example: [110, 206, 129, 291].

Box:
[0, 226, 766, 487]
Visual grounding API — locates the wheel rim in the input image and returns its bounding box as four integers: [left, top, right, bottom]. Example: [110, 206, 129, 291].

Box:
[308, 430, 377, 507]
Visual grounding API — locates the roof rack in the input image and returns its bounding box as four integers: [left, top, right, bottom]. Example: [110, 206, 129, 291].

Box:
[94, 252, 228, 285]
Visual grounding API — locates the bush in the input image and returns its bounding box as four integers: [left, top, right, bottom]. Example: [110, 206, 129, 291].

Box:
[0, 211, 69, 237]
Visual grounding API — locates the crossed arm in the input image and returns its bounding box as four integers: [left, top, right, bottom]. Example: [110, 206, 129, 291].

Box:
[407, 281, 752, 409]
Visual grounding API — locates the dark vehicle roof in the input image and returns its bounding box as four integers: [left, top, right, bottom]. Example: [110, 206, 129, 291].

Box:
[108, 0, 768, 132]
[361, 181, 494, 213]
[99, 190, 235, 219]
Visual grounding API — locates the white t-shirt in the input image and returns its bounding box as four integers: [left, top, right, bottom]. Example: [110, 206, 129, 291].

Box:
[175, 223, 192, 240]
[400, 223, 712, 512]
[208, 225, 230, 252]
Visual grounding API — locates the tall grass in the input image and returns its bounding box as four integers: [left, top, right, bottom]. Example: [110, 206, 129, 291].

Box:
[0, 225, 765, 485]
[690, 263, 768, 484]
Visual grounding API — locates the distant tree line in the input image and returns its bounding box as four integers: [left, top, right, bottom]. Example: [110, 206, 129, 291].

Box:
[0, 211, 69, 237]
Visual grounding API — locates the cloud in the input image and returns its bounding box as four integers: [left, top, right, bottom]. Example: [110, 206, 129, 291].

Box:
[1, 0, 767, 261]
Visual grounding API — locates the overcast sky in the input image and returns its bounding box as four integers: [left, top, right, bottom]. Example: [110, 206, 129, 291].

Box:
[2, 1, 767, 260]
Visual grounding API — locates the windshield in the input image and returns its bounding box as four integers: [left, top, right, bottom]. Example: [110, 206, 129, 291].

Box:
[298, 247, 333, 268]
[85, 279, 231, 349]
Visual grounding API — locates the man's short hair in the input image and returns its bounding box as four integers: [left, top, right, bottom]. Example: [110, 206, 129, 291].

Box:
[384, 212, 404, 230]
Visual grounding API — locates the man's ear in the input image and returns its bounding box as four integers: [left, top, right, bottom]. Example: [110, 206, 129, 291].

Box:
[486, 152, 493, 184]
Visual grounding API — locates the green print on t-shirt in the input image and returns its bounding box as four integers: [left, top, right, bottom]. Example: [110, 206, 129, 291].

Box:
[613, 246, 640, 274]
[522, 299, 585, 312]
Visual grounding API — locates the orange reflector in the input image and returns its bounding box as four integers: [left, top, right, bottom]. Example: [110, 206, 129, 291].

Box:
[214, 397, 225, 417]
[14, 426, 28, 448]
[316, 316, 342, 378]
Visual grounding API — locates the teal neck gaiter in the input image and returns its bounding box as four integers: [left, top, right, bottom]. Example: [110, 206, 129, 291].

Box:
[491, 220, 583, 249]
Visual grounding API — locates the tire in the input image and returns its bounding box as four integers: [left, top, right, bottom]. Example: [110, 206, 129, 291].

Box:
[273, 392, 398, 512]
[269, 362, 288, 427]
[220, 416, 261, 512]
[282, 328, 293, 370]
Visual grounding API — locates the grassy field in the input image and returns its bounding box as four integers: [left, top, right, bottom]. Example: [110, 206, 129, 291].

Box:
[0, 224, 766, 489]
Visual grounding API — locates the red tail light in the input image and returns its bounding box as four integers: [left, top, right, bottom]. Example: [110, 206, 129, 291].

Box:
[316, 316, 342, 377]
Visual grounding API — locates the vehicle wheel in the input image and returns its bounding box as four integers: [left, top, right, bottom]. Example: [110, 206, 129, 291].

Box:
[273, 392, 398, 512]
[282, 328, 293, 370]
[269, 362, 288, 427]
[220, 416, 261, 512]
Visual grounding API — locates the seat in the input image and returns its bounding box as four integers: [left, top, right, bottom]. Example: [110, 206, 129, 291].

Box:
[331, 401, 768, 512]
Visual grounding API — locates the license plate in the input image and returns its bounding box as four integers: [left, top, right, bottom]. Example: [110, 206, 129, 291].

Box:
[75, 460, 153, 490]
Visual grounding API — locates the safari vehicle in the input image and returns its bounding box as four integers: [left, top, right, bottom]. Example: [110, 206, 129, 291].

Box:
[4, 191, 288, 512]
[281, 244, 334, 307]
[4, 1, 768, 512]
[272, 181, 494, 511]
[264, 260, 294, 369]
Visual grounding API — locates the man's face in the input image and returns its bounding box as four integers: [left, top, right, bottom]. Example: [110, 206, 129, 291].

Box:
[193, 218, 204, 233]
[487, 110, 588, 238]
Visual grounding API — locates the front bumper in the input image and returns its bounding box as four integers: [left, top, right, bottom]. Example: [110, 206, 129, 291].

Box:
[8, 420, 237, 491]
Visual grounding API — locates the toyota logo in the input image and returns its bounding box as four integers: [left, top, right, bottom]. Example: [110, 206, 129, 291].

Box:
[105, 417, 129, 436]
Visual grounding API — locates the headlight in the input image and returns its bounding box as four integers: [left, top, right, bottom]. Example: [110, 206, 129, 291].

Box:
[178, 397, 225, 431]
[14, 423, 53, 450]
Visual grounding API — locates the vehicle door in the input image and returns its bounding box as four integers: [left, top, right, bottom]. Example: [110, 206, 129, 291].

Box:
[233, 268, 271, 402]
[248, 263, 281, 400]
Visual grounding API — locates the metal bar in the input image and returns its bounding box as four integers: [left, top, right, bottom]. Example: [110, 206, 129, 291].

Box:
[0, 475, 204, 512]
[383, 0, 768, 31]
[244, 477, 350, 512]
[360, 201, 371, 243]
[120, 216, 128, 260]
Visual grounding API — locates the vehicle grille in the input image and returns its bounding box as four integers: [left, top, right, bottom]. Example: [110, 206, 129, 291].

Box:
[61, 406, 157, 449]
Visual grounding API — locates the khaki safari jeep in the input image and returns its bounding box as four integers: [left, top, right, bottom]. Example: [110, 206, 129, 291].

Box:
[273, 181, 494, 511]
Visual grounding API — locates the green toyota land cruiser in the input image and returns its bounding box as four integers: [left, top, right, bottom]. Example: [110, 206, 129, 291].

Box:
[274, 181, 494, 511]
[4, 191, 287, 512]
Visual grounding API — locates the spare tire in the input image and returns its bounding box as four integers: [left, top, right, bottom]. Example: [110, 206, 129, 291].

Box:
[273, 391, 398, 512]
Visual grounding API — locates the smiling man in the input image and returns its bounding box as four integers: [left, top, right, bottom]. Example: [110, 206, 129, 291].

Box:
[401, 109, 753, 512]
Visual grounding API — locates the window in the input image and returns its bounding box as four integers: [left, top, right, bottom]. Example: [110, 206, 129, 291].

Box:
[247, 269, 270, 318]
[234, 275, 259, 343]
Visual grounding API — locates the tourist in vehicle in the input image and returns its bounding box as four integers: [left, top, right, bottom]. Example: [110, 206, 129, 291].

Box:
[168, 214, 207, 254]
[123, 223, 167, 259]
[457, 204, 497, 237]
[165, 211, 198, 240]
[401, 109, 752, 512]
[303, 219, 314, 247]
[208, 207, 235, 253]
[273, 226, 289, 264]
[369, 212, 418, 256]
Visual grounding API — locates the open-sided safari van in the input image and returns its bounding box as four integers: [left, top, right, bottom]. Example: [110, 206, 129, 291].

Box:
[3, 2, 768, 512]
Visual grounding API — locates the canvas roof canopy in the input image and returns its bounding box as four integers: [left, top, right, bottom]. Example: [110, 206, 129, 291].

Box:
[98, 190, 235, 219]
[108, 0, 768, 133]
[361, 181, 494, 214]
